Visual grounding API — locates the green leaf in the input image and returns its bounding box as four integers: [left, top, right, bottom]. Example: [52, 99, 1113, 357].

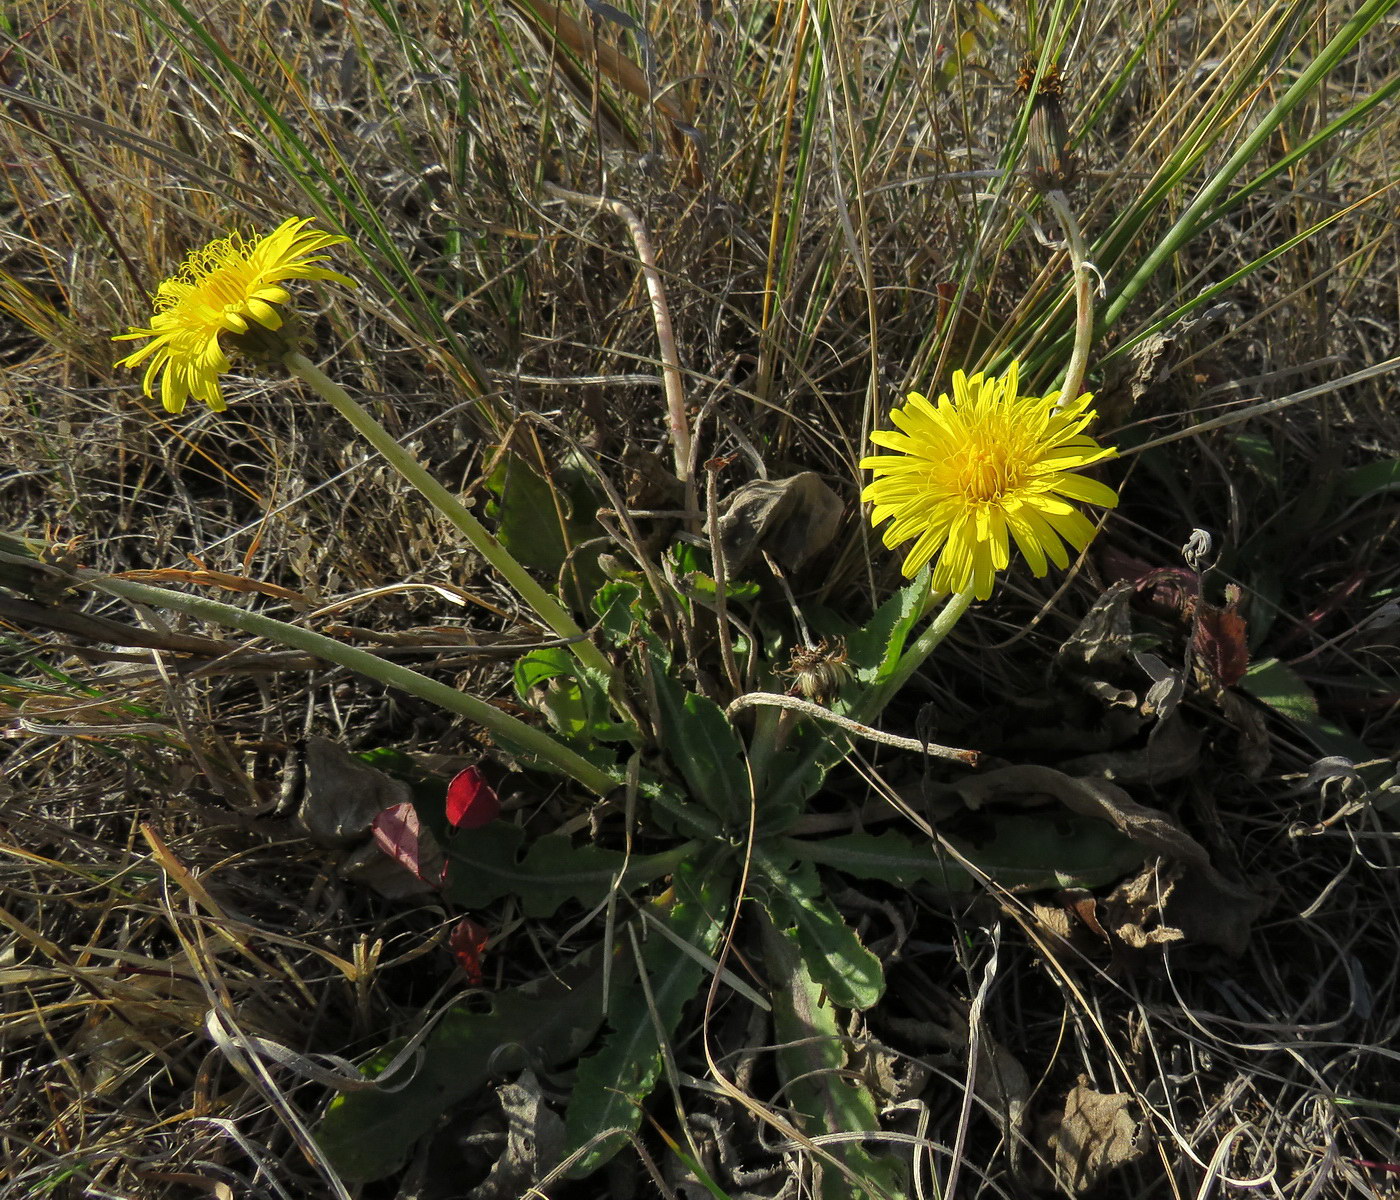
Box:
[649, 660, 751, 824]
[1241, 656, 1319, 721]
[670, 541, 762, 605]
[486, 451, 605, 606]
[592, 579, 642, 645]
[760, 913, 907, 1200]
[317, 953, 606, 1182]
[487, 452, 596, 571]
[782, 830, 976, 891]
[1240, 657, 1372, 762]
[754, 727, 832, 832]
[513, 645, 575, 698]
[847, 571, 928, 686]
[785, 811, 1151, 894]
[443, 823, 695, 917]
[641, 774, 723, 840]
[1342, 457, 1400, 500]
[564, 860, 734, 1176]
[756, 851, 884, 1011]
[535, 675, 594, 739]
[948, 814, 1146, 891]
[1227, 431, 1279, 489]
[514, 649, 639, 746]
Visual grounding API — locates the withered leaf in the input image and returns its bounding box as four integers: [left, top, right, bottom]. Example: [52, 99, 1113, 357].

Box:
[299, 737, 412, 845]
[716, 472, 843, 575]
[1192, 591, 1250, 689]
[1046, 1076, 1147, 1193]
[954, 764, 1264, 953]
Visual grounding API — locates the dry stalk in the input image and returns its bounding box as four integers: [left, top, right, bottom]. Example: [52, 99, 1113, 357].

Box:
[541, 181, 695, 516]
[725, 691, 979, 765]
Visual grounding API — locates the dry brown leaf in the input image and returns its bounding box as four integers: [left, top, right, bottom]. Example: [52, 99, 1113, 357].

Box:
[716, 472, 844, 575]
[116, 565, 309, 607]
[1059, 713, 1202, 786]
[1055, 581, 1138, 675]
[954, 765, 1264, 952]
[298, 736, 412, 845]
[1103, 864, 1187, 949]
[467, 1069, 566, 1200]
[1217, 688, 1273, 780]
[1027, 900, 1078, 942]
[955, 764, 1206, 865]
[929, 1006, 1030, 1147]
[507, 0, 700, 181]
[1045, 1076, 1147, 1193]
[340, 838, 439, 899]
[1103, 857, 1266, 956]
[134, 1170, 235, 1200]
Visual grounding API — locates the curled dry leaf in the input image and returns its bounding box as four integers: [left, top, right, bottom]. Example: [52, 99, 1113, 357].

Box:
[1103, 858, 1265, 956]
[1055, 581, 1138, 676]
[299, 736, 411, 845]
[464, 1069, 566, 1200]
[1134, 651, 1185, 721]
[954, 764, 1264, 953]
[1044, 1076, 1148, 1194]
[716, 471, 844, 575]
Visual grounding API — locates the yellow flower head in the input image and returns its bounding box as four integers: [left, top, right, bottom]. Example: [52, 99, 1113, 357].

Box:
[113, 217, 354, 414]
[861, 362, 1118, 600]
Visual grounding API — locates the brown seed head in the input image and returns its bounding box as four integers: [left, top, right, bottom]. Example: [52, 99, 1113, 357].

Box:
[782, 637, 853, 703]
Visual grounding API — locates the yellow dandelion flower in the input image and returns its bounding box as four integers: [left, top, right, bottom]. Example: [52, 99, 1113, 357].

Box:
[113, 217, 354, 414]
[861, 362, 1118, 600]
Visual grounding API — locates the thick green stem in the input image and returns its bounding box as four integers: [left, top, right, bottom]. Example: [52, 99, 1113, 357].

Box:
[282, 352, 614, 683]
[85, 571, 620, 796]
[861, 588, 975, 719]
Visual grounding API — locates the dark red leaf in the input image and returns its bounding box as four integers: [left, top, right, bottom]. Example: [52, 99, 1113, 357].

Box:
[372, 803, 446, 885]
[446, 766, 500, 829]
[448, 917, 490, 985]
[1193, 592, 1250, 689]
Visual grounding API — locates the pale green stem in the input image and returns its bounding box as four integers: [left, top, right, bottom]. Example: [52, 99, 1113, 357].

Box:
[860, 588, 975, 721]
[1043, 189, 1093, 407]
[282, 352, 614, 683]
[85, 570, 620, 797]
[745, 703, 797, 797]
[766, 588, 976, 811]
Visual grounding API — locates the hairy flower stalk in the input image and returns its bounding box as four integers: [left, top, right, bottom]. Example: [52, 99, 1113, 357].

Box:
[114, 217, 613, 683]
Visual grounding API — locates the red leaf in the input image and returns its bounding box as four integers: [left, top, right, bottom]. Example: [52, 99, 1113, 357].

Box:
[446, 766, 500, 829]
[1193, 589, 1250, 689]
[449, 917, 490, 985]
[372, 803, 446, 885]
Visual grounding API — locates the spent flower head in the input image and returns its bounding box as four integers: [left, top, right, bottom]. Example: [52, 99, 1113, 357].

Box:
[782, 637, 853, 703]
[861, 362, 1117, 600]
[113, 217, 353, 414]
